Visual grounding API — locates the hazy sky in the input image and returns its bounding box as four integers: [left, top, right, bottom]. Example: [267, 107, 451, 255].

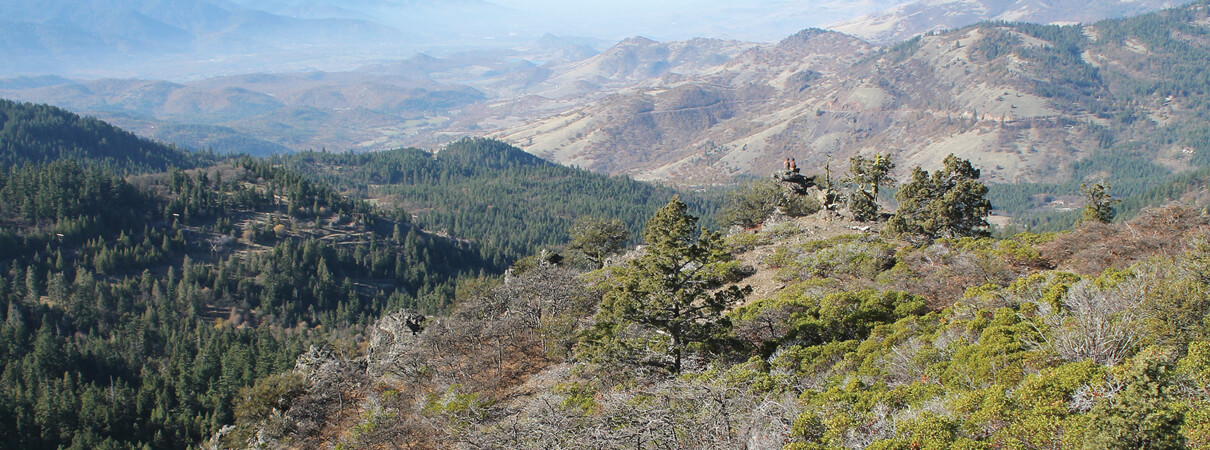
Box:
[490, 0, 909, 42]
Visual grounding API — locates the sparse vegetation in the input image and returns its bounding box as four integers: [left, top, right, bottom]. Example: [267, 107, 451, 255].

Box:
[229, 200, 1210, 449]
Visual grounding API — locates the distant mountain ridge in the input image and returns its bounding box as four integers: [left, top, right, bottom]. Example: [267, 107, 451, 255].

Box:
[0, 0, 446, 79]
[2, 0, 1204, 199]
[0, 33, 757, 155]
[828, 0, 1184, 44]
[488, 1, 1210, 193]
[0, 73, 490, 155]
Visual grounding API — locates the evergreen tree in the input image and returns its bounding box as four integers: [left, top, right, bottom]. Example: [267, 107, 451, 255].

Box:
[585, 197, 748, 374]
[887, 154, 991, 241]
[1079, 181, 1119, 224]
[844, 153, 896, 222]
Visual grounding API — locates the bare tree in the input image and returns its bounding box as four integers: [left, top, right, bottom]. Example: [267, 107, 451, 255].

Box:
[1029, 278, 1146, 366]
[502, 265, 599, 357]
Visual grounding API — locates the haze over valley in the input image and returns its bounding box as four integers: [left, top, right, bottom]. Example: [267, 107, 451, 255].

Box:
[1, 0, 1189, 187]
[13, 1, 1210, 449]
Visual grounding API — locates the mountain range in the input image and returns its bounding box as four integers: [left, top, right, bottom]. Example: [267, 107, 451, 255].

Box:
[1, 0, 1205, 192]
[0, 0, 1183, 80]
[829, 0, 1184, 43]
[489, 1, 1210, 189]
[0, 0, 426, 79]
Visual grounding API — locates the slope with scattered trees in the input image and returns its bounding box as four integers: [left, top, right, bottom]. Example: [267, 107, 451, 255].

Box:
[220, 138, 1210, 448]
[236, 197, 1210, 448]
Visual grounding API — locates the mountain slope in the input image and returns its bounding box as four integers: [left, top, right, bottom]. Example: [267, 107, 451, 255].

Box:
[489, 1, 1210, 199]
[491, 28, 878, 182]
[224, 195, 1210, 448]
[828, 0, 1184, 44]
[0, 106, 493, 449]
[273, 138, 716, 266]
[0, 99, 198, 173]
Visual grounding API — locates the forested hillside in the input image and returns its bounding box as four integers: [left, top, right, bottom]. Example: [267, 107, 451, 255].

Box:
[14, 1, 1210, 440]
[0, 99, 201, 174]
[0, 100, 749, 448]
[0, 102, 501, 447]
[969, 9, 1210, 227]
[273, 138, 719, 266]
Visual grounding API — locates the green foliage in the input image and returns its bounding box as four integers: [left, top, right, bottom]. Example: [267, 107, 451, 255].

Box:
[732, 289, 926, 355]
[553, 381, 599, 415]
[719, 178, 784, 228]
[723, 230, 772, 253]
[844, 154, 895, 222]
[0, 152, 491, 447]
[888, 154, 991, 242]
[1085, 349, 1186, 449]
[1079, 181, 1119, 224]
[973, 27, 1024, 61]
[784, 189, 823, 217]
[885, 36, 924, 64]
[271, 138, 715, 267]
[942, 236, 1050, 269]
[765, 234, 896, 281]
[0, 160, 154, 258]
[423, 385, 494, 430]
[740, 245, 1210, 448]
[1179, 341, 1210, 391]
[232, 372, 308, 438]
[1182, 402, 1210, 448]
[894, 412, 959, 447]
[567, 216, 629, 269]
[0, 99, 199, 174]
[582, 197, 749, 374]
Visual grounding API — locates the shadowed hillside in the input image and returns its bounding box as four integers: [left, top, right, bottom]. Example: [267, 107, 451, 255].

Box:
[0, 99, 199, 173]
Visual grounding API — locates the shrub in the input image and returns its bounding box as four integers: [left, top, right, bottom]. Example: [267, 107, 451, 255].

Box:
[765, 235, 896, 281]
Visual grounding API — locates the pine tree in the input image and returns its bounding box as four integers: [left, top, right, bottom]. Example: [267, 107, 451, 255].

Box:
[585, 196, 748, 374]
[1079, 181, 1119, 224]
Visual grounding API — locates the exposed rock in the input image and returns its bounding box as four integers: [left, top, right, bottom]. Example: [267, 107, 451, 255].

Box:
[772, 169, 817, 194]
